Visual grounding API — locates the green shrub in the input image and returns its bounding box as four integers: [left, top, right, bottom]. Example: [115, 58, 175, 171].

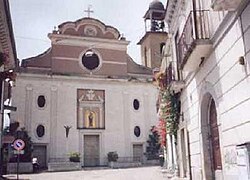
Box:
[107, 151, 118, 162]
[69, 152, 80, 162]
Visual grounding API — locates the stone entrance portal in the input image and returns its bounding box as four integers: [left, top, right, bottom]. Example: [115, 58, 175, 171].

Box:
[84, 135, 100, 166]
[33, 145, 47, 168]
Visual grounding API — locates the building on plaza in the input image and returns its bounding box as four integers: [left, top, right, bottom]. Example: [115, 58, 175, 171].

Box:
[0, 0, 18, 175]
[11, 17, 159, 168]
[158, 0, 250, 179]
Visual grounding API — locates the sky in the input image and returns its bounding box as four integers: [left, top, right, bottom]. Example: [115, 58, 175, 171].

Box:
[9, 0, 167, 65]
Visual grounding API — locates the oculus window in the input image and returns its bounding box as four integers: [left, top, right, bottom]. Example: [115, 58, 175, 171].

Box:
[36, 125, 45, 138]
[134, 126, 141, 137]
[82, 50, 100, 70]
[133, 99, 140, 110]
[37, 95, 46, 108]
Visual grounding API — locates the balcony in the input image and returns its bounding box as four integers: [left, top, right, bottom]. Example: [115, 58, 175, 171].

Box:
[177, 10, 213, 72]
[211, 0, 244, 11]
[166, 63, 185, 93]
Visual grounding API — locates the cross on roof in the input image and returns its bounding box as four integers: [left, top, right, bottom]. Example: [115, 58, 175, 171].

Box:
[84, 5, 94, 18]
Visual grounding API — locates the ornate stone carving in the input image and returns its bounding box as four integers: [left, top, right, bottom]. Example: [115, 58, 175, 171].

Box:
[84, 25, 97, 37]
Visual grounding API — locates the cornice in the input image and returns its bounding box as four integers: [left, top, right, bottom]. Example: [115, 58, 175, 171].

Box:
[48, 33, 130, 51]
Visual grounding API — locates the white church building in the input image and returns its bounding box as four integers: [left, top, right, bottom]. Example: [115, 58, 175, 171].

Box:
[11, 17, 159, 168]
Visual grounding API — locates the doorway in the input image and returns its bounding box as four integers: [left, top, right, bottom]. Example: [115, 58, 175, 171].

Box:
[201, 94, 222, 179]
[133, 144, 143, 162]
[33, 145, 47, 169]
[84, 135, 100, 166]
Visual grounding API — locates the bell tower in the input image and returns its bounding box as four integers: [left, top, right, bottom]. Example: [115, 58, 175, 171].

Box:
[138, 0, 168, 69]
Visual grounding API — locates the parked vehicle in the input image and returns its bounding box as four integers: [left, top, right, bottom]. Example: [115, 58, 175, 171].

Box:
[32, 158, 40, 173]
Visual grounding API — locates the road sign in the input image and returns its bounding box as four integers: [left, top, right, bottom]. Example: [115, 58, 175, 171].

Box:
[14, 150, 24, 155]
[13, 139, 25, 151]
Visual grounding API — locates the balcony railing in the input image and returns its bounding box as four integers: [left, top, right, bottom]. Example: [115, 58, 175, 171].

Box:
[212, 0, 243, 11]
[165, 62, 185, 92]
[177, 10, 212, 71]
[166, 62, 173, 85]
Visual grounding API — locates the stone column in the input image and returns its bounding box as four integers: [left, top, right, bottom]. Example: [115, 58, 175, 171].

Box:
[123, 91, 130, 156]
[25, 85, 33, 133]
[50, 86, 58, 159]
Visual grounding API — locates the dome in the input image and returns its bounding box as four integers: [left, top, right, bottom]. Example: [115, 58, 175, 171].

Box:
[149, 0, 165, 10]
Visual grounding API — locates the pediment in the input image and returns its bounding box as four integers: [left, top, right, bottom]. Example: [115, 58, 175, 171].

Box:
[58, 18, 120, 40]
[78, 89, 104, 103]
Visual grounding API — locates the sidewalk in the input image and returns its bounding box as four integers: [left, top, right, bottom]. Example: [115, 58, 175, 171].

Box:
[161, 168, 189, 180]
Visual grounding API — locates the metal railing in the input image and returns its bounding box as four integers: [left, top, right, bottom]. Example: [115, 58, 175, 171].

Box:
[177, 10, 211, 68]
[49, 156, 143, 167]
[116, 156, 142, 163]
[49, 157, 68, 163]
[166, 62, 174, 85]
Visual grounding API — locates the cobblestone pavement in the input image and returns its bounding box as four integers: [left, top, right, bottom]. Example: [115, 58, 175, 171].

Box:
[3, 166, 170, 180]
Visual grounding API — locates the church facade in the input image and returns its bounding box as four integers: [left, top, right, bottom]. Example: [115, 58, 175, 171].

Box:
[162, 0, 250, 179]
[12, 18, 158, 168]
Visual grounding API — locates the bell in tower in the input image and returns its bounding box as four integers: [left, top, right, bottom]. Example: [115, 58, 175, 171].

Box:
[138, 0, 168, 69]
[144, 0, 165, 32]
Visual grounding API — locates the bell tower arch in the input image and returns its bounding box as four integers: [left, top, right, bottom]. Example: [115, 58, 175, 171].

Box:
[137, 0, 168, 69]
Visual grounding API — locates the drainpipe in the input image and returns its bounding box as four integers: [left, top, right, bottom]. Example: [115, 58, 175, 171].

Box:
[0, 80, 5, 176]
[187, 130, 192, 180]
[192, 0, 198, 40]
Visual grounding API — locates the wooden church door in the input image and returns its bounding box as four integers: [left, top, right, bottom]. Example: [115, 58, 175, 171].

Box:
[84, 135, 100, 166]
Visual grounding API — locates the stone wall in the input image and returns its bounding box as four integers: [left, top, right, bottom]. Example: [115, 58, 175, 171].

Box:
[7, 162, 33, 173]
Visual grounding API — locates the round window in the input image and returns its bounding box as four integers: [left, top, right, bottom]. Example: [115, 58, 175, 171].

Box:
[134, 126, 141, 137]
[82, 50, 100, 70]
[133, 99, 140, 110]
[37, 95, 46, 108]
[36, 125, 45, 138]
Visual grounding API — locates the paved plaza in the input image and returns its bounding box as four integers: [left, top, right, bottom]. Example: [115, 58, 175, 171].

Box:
[3, 166, 171, 180]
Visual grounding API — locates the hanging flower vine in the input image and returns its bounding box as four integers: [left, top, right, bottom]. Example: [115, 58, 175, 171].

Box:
[156, 118, 166, 147]
[159, 89, 180, 137]
[154, 68, 181, 147]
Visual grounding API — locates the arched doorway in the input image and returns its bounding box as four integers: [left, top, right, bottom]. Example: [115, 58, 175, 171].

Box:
[201, 93, 222, 179]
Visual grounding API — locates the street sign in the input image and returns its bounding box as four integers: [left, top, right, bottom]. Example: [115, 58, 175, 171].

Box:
[4, 105, 17, 111]
[2, 135, 15, 143]
[14, 150, 24, 155]
[13, 139, 25, 151]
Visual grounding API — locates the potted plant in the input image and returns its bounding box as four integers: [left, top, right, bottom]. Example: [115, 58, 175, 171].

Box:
[69, 152, 80, 162]
[107, 151, 118, 162]
[107, 151, 118, 168]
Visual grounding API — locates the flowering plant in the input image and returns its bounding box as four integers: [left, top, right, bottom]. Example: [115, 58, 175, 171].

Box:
[0, 52, 9, 67]
[154, 71, 166, 89]
[158, 89, 180, 137]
